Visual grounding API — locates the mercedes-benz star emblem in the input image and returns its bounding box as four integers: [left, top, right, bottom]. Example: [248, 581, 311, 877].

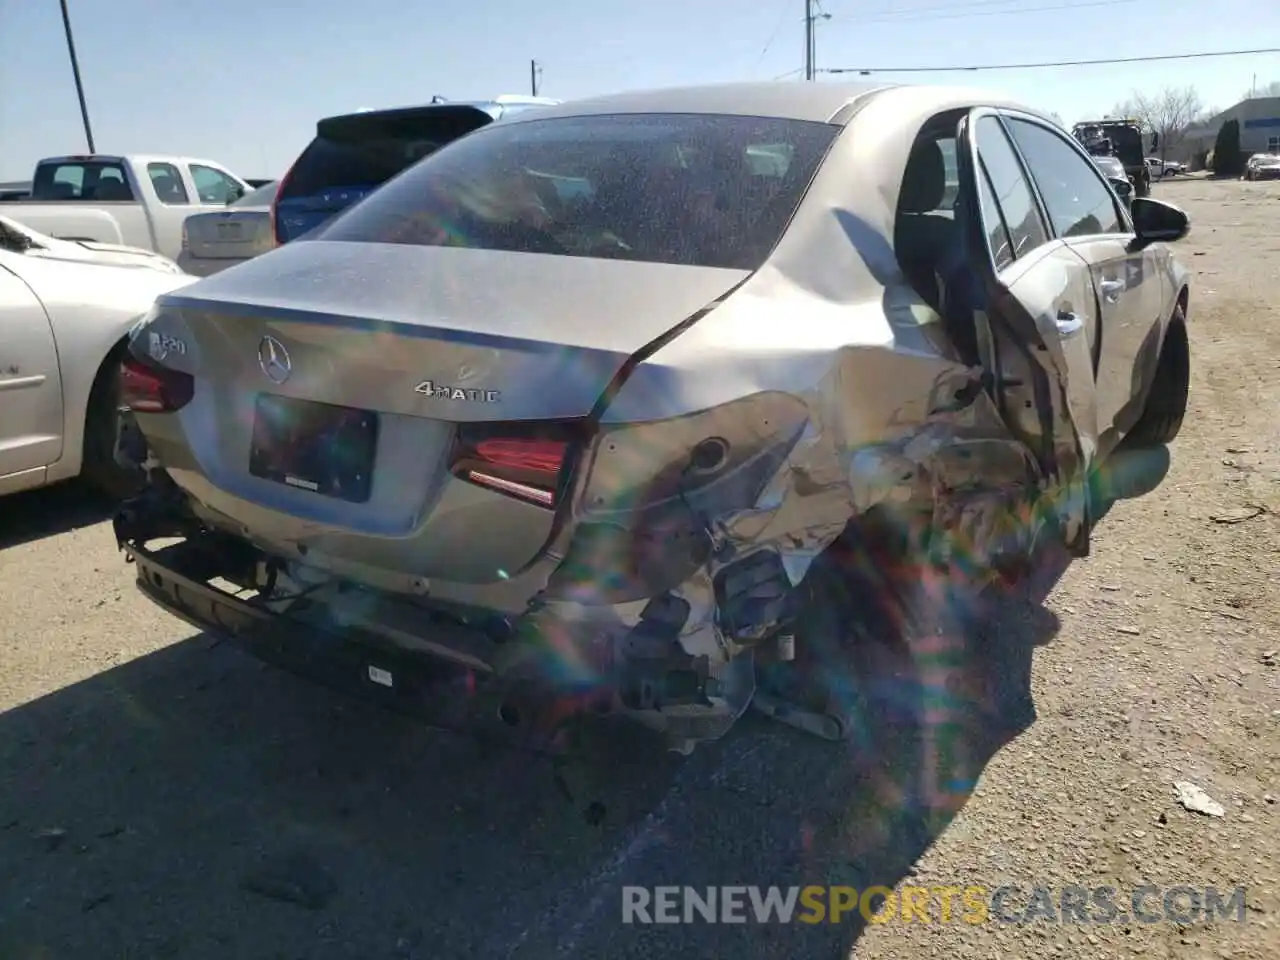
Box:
[258, 336, 291, 384]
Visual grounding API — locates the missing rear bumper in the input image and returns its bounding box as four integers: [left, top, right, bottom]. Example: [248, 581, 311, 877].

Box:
[123, 536, 554, 749]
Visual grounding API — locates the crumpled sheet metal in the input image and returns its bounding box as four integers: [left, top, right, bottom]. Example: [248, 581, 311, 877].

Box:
[573, 337, 1053, 747]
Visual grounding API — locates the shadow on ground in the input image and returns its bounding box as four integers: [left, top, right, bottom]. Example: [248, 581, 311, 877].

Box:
[0, 533, 1087, 959]
[0, 480, 116, 552]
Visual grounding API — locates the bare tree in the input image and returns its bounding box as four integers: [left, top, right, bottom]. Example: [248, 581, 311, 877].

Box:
[1111, 86, 1206, 161]
[1241, 79, 1280, 99]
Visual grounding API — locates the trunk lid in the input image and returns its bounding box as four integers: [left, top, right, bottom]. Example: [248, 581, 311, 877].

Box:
[149, 240, 746, 582]
[184, 208, 274, 260]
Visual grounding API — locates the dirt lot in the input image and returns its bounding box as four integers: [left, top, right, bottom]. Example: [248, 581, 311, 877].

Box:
[0, 177, 1277, 960]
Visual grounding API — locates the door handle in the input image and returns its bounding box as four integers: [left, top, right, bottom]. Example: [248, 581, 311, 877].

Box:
[1099, 278, 1125, 303]
[1055, 310, 1084, 335]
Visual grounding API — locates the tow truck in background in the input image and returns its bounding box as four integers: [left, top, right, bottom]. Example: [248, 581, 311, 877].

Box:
[1072, 119, 1151, 198]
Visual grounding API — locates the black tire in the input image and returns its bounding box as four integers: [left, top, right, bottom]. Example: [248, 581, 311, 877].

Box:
[81, 347, 143, 502]
[1125, 306, 1189, 448]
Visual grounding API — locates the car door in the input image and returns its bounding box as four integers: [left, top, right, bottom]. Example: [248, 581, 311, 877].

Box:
[0, 260, 63, 485]
[1001, 114, 1164, 451]
[955, 110, 1100, 551]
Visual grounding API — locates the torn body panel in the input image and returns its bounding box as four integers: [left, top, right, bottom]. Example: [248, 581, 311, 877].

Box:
[531, 300, 1052, 748]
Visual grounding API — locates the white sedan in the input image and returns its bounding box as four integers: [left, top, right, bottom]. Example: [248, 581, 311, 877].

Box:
[0, 215, 194, 499]
[176, 181, 278, 276]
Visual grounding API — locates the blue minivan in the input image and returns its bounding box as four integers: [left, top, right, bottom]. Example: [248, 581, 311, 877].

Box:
[271, 95, 560, 245]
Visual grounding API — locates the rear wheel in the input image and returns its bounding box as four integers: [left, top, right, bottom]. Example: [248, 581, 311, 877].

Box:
[1124, 306, 1189, 449]
[81, 347, 144, 502]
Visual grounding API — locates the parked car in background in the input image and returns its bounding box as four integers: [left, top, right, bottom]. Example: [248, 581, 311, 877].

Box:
[1243, 153, 1280, 180]
[0, 214, 193, 499]
[1, 155, 250, 261]
[116, 82, 1193, 757]
[271, 95, 560, 244]
[177, 181, 278, 276]
[1, 214, 183, 273]
[1146, 157, 1185, 178]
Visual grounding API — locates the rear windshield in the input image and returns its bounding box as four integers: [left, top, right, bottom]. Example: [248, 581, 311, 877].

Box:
[31, 160, 135, 201]
[318, 112, 840, 270]
[277, 106, 497, 200]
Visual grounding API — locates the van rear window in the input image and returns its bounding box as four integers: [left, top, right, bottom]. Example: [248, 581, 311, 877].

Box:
[277, 106, 498, 200]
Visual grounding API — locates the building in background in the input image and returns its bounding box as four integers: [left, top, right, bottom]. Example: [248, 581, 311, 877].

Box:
[1178, 96, 1280, 169]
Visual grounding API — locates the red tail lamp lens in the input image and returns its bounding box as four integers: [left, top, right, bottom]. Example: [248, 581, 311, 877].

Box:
[450, 425, 580, 508]
[120, 354, 193, 413]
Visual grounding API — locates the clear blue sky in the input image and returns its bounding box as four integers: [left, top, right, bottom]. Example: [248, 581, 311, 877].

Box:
[1, 0, 1277, 180]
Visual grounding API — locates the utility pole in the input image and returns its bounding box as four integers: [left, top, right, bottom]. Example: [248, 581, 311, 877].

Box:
[59, 0, 96, 152]
[802, 1, 829, 80]
[804, 0, 814, 81]
[530, 60, 542, 97]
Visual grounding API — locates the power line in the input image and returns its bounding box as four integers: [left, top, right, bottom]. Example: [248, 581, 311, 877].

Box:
[822, 46, 1280, 75]
[832, 0, 1135, 25]
[829, 0, 1123, 18]
[753, 0, 794, 69]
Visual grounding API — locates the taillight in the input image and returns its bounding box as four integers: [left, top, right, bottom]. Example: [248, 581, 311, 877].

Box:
[449, 422, 583, 509]
[120, 354, 194, 413]
[270, 163, 296, 245]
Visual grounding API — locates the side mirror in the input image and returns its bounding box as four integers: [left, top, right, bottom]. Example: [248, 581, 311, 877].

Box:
[1129, 196, 1189, 247]
[226, 184, 246, 206]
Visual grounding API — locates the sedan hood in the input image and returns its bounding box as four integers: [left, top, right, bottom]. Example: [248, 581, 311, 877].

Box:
[11, 248, 196, 307]
[42, 239, 183, 272]
[1, 215, 182, 273]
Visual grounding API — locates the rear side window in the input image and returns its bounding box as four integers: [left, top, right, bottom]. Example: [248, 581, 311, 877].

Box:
[277, 106, 497, 200]
[974, 116, 1049, 264]
[31, 161, 135, 201]
[147, 162, 190, 205]
[319, 113, 840, 271]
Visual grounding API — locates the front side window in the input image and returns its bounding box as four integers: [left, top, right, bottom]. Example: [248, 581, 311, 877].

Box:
[319, 113, 840, 270]
[974, 115, 1049, 265]
[1004, 118, 1124, 239]
[190, 164, 243, 204]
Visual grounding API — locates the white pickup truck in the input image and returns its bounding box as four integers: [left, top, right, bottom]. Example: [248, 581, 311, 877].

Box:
[1, 154, 250, 262]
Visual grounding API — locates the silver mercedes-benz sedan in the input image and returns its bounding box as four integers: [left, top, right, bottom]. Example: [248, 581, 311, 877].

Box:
[114, 82, 1192, 756]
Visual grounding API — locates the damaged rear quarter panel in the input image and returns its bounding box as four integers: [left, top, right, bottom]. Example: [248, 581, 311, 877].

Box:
[555, 93, 1056, 686]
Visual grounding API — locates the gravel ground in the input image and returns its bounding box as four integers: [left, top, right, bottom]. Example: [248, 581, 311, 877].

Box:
[0, 177, 1276, 960]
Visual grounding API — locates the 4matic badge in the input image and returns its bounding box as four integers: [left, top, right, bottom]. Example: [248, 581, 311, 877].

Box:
[414, 381, 501, 402]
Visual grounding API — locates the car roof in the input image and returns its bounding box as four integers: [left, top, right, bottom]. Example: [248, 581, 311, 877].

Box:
[496, 81, 897, 125]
